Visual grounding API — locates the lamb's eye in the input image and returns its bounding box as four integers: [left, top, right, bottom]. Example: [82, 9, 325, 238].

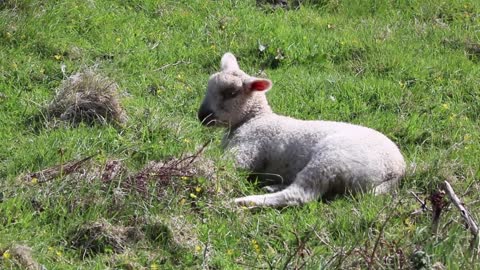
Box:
[221, 87, 240, 100]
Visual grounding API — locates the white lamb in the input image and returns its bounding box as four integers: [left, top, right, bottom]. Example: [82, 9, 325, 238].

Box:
[198, 52, 406, 207]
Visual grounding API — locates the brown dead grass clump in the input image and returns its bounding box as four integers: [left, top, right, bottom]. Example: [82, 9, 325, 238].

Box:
[47, 69, 127, 125]
[100, 143, 215, 198]
[69, 218, 188, 257]
[1, 244, 41, 270]
[69, 219, 144, 257]
[129, 153, 215, 197]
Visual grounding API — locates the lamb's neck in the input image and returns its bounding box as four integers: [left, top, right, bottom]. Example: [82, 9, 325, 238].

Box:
[249, 92, 272, 115]
[229, 100, 273, 133]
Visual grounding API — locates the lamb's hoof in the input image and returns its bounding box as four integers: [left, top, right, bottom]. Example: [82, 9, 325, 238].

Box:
[234, 197, 258, 208]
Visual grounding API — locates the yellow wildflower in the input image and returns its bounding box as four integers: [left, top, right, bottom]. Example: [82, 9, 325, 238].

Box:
[251, 239, 261, 253]
[2, 250, 11, 260]
[179, 198, 186, 205]
[189, 193, 197, 199]
[227, 249, 234, 255]
[195, 186, 202, 193]
[441, 103, 449, 110]
[116, 37, 121, 43]
[54, 54, 62, 61]
[181, 176, 189, 181]
[195, 245, 202, 252]
[151, 263, 159, 270]
[31, 177, 38, 184]
[404, 217, 415, 233]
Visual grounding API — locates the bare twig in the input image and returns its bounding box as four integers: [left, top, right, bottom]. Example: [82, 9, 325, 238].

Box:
[367, 199, 401, 270]
[154, 60, 191, 71]
[201, 231, 211, 270]
[442, 181, 479, 253]
[410, 191, 432, 217]
[410, 191, 431, 211]
[282, 227, 314, 270]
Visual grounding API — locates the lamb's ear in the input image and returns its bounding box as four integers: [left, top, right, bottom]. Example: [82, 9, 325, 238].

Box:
[245, 78, 272, 92]
[221, 52, 240, 71]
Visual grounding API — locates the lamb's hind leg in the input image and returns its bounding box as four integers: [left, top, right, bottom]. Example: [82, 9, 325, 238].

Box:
[373, 177, 400, 195]
[234, 163, 329, 207]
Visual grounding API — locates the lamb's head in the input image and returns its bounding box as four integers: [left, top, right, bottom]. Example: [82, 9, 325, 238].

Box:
[198, 53, 273, 127]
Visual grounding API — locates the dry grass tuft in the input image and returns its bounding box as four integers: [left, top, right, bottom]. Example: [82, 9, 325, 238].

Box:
[128, 152, 215, 197]
[4, 245, 41, 270]
[47, 69, 127, 125]
[69, 219, 144, 257]
[100, 143, 215, 198]
[165, 215, 200, 250]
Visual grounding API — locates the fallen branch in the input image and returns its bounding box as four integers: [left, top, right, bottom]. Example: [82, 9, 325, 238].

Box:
[442, 181, 479, 253]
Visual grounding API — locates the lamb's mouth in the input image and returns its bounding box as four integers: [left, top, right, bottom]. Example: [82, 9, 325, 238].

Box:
[199, 112, 218, 127]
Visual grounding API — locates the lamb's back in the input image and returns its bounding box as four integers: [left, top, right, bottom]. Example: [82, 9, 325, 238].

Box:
[226, 114, 405, 181]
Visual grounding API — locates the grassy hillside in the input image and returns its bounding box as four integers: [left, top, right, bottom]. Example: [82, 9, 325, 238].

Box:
[1, 0, 479, 268]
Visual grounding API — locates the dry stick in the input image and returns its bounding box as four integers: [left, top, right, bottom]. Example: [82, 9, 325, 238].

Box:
[410, 190, 431, 212]
[154, 60, 191, 71]
[410, 190, 431, 216]
[367, 198, 402, 270]
[201, 231, 211, 270]
[282, 227, 314, 270]
[442, 181, 479, 253]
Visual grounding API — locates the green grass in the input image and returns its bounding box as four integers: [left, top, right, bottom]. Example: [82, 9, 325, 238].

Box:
[1, 0, 479, 268]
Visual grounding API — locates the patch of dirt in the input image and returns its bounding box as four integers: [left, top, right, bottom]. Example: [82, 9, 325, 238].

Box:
[47, 68, 127, 125]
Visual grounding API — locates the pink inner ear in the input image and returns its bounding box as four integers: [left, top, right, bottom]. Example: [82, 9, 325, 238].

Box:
[250, 80, 271, 91]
